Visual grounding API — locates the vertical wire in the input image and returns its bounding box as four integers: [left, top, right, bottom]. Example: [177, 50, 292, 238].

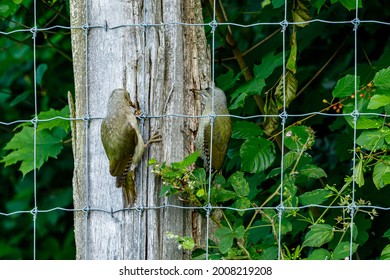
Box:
[276, 0, 289, 261]
[204, 0, 217, 261]
[83, 0, 90, 260]
[350, 0, 360, 260]
[137, 0, 148, 260]
[32, 0, 38, 261]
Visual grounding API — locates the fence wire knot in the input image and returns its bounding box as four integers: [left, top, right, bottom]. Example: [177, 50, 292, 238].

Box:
[276, 204, 285, 217]
[350, 109, 360, 123]
[280, 20, 289, 32]
[139, 21, 148, 30]
[137, 112, 147, 124]
[279, 111, 288, 124]
[209, 20, 218, 32]
[30, 207, 38, 219]
[203, 204, 213, 217]
[82, 23, 90, 33]
[110, 207, 114, 218]
[209, 112, 217, 125]
[352, 18, 361, 30]
[30, 26, 37, 39]
[347, 202, 357, 216]
[31, 116, 38, 128]
[82, 114, 90, 122]
[135, 204, 144, 215]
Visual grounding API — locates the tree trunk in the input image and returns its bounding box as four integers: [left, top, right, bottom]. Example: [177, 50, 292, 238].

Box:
[70, 0, 210, 259]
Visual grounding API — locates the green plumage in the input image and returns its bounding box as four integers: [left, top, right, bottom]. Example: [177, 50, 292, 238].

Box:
[101, 89, 145, 206]
[195, 87, 232, 171]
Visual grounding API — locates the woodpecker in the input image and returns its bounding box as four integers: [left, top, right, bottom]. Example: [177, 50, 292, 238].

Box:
[101, 89, 160, 206]
[195, 87, 232, 172]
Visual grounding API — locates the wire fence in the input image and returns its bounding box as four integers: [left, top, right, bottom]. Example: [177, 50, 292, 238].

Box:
[1, 0, 390, 260]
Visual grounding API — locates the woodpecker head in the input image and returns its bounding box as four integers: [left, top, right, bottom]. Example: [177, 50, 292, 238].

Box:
[106, 89, 134, 113]
[196, 87, 228, 111]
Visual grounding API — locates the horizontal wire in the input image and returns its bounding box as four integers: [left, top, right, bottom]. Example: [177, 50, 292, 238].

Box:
[1, 19, 390, 36]
[1, 203, 389, 217]
[0, 111, 387, 126]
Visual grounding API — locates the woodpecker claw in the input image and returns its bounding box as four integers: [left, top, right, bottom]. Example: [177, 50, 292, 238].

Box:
[145, 130, 162, 148]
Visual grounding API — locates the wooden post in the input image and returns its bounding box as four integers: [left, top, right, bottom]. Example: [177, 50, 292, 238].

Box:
[70, 0, 211, 259]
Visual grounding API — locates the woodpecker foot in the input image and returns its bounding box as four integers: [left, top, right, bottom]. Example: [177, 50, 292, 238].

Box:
[145, 130, 162, 148]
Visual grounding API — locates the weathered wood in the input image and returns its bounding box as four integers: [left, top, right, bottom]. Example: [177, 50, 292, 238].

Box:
[70, 0, 210, 259]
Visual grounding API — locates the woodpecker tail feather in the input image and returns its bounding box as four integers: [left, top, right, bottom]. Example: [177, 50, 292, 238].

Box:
[116, 170, 136, 207]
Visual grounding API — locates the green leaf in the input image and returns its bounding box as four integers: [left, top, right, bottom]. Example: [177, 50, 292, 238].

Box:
[357, 128, 390, 150]
[303, 224, 334, 248]
[148, 158, 158, 166]
[229, 92, 247, 110]
[353, 159, 365, 187]
[332, 75, 359, 98]
[254, 51, 283, 79]
[367, 95, 390, 109]
[299, 189, 332, 205]
[1, 127, 64, 176]
[215, 227, 233, 254]
[180, 151, 199, 167]
[247, 220, 271, 244]
[18, 106, 71, 133]
[233, 225, 245, 239]
[373, 68, 390, 90]
[312, 0, 326, 13]
[231, 121, 263, 139]
[215, 226, 231, 239]
[193, 168, 206, 183]
[232, 197, 252, 216]
[229, 52, 283, 110]
[234, 77, 266, 97]
[178, 237, 195, 250]
[38, 106, 70, 132]
[216, 70, 243, 92]
[277, 219, 293, 235]
[272, 71, 297, 109]
[9, 90, 31, 107]
[292, 0, 311, 28]
[299, 164, 327, 179]
[196, 188, 205, 198]
[259, 246, 279, 260]
[339, 0, 362, 10]
[283, 151, 313, 172]
[36, 64, 48, 86]
[343, 99, 383, 130]
[228, 171, 250, 197]
[160, 184, 174, 196]
[383, 228, 390, 239]
[272, 0, 284, 8]
[240, 138, 276, 173]
[307, 248, 331, 260]
[335, 132, 353, 161]
[332, 242, 358, 259]
[211, 188, 236, 203]
[373, 157, 390, 189]
[380, 244, 390, 260]
[284, 126, 313, 151]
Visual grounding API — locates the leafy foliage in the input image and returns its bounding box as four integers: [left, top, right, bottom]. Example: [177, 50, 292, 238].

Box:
[0, 0, 74, 259]
[151, 0, 390, 260]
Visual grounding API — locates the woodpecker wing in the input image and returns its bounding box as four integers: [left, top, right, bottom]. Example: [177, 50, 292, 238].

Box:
[101, 113, 138, 177]
[204, 115, 230, 171]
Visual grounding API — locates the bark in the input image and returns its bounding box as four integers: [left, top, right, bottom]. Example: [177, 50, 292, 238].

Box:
[70, 0, 210, 259]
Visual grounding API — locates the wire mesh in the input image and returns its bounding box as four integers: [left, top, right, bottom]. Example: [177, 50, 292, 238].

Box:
[1, 0, 390, 260]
